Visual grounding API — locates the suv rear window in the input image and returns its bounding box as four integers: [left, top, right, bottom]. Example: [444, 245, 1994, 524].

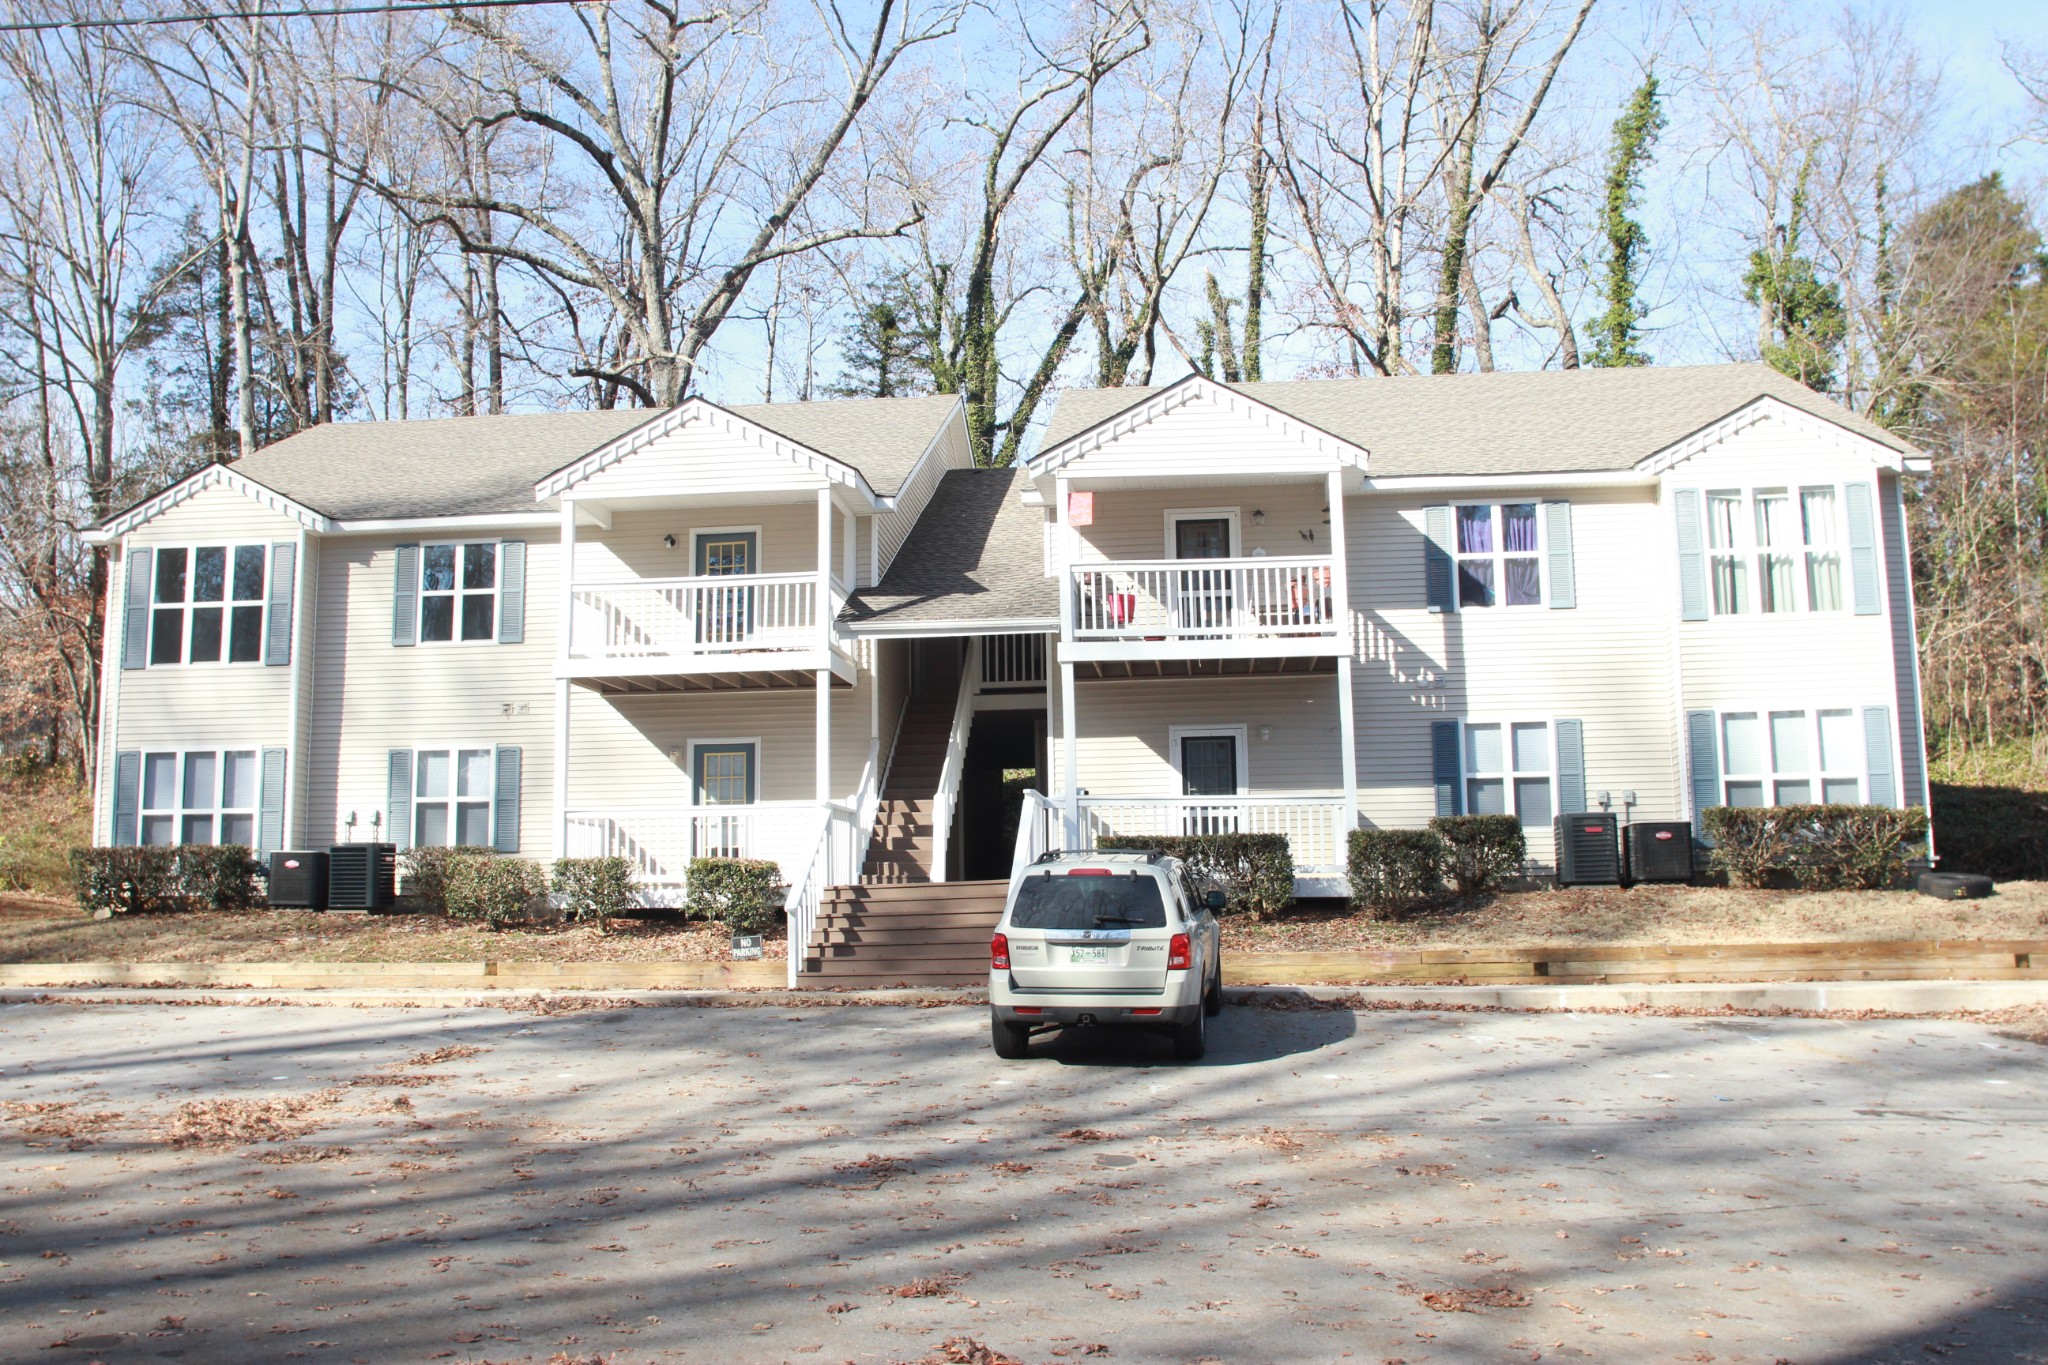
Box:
[1009, 873, 1170, 930]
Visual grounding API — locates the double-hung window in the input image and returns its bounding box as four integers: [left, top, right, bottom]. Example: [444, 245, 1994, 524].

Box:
[1454, 503, 1542, 608]
[1463, 721, 1554, 827]
[1707, 488, 1846, 616]
[1719, 708, 1862, 807]
[420, 543, 497, 643]
[139, 749, 259, 846]
[150, 546, 267, 665]
[413, 747, 496, 846]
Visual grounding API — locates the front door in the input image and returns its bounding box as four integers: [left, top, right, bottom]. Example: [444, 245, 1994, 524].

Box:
[692, 742, 756, 858]
[694, 532, 757, 646]
[1173, 517, 1233, 634]
[1180, 733, 1240, 836]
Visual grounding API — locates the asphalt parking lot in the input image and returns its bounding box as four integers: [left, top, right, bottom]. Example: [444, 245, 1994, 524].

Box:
[1, 997, 2045, 1364]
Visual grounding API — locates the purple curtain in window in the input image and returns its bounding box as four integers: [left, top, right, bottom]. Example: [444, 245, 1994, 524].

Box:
[1503, 504, 1538, 553]
[1456, 505, 1493, 554]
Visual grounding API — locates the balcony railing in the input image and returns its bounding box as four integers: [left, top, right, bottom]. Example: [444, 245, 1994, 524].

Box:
[1068, 557, 1338, 643]
[562, 802, 829, 897]
[1074, 794, 1349, 871]
[568, 573, 819, 662]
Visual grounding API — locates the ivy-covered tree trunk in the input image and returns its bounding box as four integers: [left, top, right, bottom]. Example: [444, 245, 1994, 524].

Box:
[1589, 74, 1664, 367]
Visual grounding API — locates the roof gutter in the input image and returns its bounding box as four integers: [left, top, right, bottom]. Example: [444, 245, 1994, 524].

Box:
[839, 617, 1058, 639]
[1357, 469, 1656, 494]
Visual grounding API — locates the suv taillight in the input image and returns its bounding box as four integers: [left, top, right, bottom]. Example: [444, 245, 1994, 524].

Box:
[1167, 932, 1191, 971]
[991, 932, 1010, 971]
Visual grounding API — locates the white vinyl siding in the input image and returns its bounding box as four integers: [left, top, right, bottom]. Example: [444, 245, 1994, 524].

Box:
[1049, 675, 1344, 798]
[1070, 481, 1328, 563]
[569, 409, 832, 501]
[569, 503, 819, 582]
[1050, 386, 1346, 480]
[872, 415, 970, 579]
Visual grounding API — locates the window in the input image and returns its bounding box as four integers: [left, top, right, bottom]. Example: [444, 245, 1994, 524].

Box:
[420, 543, 497, 643]
[139, 749, 258, 846]
[1719, 708, 1862, 807]
[1706, 487, 1846, 616]
[414, 747, 495, 846]
[149, 545, 267, 665]
[1454, 503, 1541, 608]
[1463, 721, 1553, 827]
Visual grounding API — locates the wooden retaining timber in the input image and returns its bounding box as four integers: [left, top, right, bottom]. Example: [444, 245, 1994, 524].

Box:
[0, 960, 786, 991]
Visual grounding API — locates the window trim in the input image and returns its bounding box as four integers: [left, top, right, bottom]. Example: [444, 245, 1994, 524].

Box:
[1161, 508, 1242, 560]
[1712, 704, 1869, 808]
[1448, 502, 1547, 611]
[1454, 717, 1558, 828]
[416, 540, 504, 646]
[1703, 483, 1849, 618]
[136, 746, 262, 847]
[686, 737, 763, 807]
[1168, 724, 1249, 797]
[406, 743, 502, 847]
[690, 524, 765, 577]
[142, 541, 271, 668]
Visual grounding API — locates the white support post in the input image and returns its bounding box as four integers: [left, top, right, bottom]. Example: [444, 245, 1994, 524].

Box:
[1326, 470, 1358, 837]
[559, 499, 578, 662]
[1060, 659, 1079, 847]
[1336, 655, 1358, 839]
[816, 668, 833, 805]
[556, 502, 578, 862]
[553, 679, 571, 860]
[842, 505, 857, 588]
[1054, 475, 1074, 645]
[816, 488, 834, 652]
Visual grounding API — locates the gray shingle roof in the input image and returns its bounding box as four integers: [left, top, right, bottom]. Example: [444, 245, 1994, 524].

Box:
[219, 393, 962, 521]
[1038, 363, 1912, 478]
[842, 468, 1057, 629]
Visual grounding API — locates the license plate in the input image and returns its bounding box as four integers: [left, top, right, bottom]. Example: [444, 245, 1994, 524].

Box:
[1067, 946, 1110, 964]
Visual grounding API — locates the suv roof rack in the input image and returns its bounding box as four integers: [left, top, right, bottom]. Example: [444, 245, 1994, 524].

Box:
[1032, 848, 1170, 865]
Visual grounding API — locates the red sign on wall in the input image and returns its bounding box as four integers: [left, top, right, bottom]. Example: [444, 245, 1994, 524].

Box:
[1068, 490, 1094, 527]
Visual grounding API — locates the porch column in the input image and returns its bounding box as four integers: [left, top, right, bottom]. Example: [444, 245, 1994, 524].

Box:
[816, 669, 833, 804]
[1060, 659, 1079, 846]
[553, 679, 571, 860]
[1326, 470, 1358, 838]
[556, 501, 578, 861]
[816, 488, 834, 651]
[559, 499, 578, 661]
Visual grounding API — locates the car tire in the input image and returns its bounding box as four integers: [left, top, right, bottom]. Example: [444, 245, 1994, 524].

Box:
[991, 1011, 1031, 1059]
[1203, 965, 1223, 1017]
[1917, 870, 1994, 900]
[1171, 1005, 1207, 1062]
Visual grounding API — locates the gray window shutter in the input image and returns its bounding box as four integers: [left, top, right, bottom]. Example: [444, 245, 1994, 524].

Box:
[121, 547, 152, 670]
[1673, 489, 1707, 622]
[1542, 502, 1575, 609]
[1844, 481, 1880, 615]
[1863, 705, 1896, 807]
[1686, 709, 1719, 834]
[1554, 718, 1585, 814]
[493, 746, 522, 853]
[258, 747, 287, 852]
[112, 750, 141, 846]
[497, 540, 526, 644]
[392, 544, 419, 647]
[387, 749, 413, 848]
[1431, 720, 1462, 817]
[1423, 505, 1455, 612]
[265, 542, 295, 667]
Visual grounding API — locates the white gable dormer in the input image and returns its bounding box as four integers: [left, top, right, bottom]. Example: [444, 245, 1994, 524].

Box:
[1031, 374, 1371, 483]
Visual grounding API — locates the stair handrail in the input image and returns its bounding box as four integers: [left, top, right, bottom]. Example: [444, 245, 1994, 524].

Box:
[783, 805, 838, 988]
[928, 644, 981, 883]
[1009, 788, 1059, 887]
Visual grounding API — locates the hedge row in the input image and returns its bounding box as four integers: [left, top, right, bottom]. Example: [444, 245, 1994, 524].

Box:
[69, 845, 264, 916]
[1096, 833, 1294, 919]
[1346, 816, 1525, 912]
[683, 858, 785, 936]
[1701, 804, 1930, 891]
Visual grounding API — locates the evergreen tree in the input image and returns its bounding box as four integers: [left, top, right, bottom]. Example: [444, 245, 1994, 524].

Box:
[1742, 152, 1848, 391]
[1589, 75, 1664, 367]
[828, 272, 936, 398]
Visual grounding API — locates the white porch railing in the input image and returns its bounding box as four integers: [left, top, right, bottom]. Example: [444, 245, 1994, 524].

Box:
[562, 802, 828, 898]
[981, 632, 1048, 684]
[1008, 788, 1060, 884]
[1069, 557, 1339, 642]
[569, 573, 818, 661]
[783, 802, 861, 987]
[1073, 795, 1349, 871]
[929, 644, 981, 883]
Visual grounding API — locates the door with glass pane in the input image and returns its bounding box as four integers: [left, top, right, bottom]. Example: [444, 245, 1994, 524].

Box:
[1173, 517, 1233, 634]
[1180, 734, 1240, 836]
[693, 743, 756, 858]
[694, 532, 757, 646]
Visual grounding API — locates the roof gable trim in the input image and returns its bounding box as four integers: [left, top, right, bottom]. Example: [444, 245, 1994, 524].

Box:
[1031, 374, 1371, 475]
[90, 464, 335, 541]
[533, 398, 888, 504]
[1640, 394, 1911, 477]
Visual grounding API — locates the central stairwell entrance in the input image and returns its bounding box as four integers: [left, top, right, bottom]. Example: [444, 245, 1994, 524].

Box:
[799, 635, 1047, 988]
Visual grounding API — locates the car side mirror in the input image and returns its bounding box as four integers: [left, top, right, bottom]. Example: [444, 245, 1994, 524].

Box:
[1204, 889, 1226, 911]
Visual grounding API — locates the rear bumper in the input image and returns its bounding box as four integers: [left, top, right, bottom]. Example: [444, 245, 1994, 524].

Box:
[993, 1001, 1202, 1028]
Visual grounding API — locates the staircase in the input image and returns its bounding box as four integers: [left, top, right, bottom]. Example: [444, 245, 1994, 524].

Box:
[861, 679, 959, 883]
[800, 880, 1008, 987]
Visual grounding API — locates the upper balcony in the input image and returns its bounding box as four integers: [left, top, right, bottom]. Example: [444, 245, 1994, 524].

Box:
[568, 571, 841, 676]
[1064, 555, 1342, 662]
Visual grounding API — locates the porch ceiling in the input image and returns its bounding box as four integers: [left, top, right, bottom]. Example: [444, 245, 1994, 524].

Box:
[1073, 655, 1337, 681]
[573, 668, 854, 695]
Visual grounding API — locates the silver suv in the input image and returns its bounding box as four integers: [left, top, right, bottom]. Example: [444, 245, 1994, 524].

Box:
[988, 849, 1224, 1061]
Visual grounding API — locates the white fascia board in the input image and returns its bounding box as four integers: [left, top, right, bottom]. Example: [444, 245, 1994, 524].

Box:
[1358, 470, 1655, 494]
[1902, 456, 1933, 474]
[532, 398, 890, 509]
[840, 617, 1058, 639]
[1028, 374, 1371, 477]
[84, 464, 335, 542]
[328, 512, 563, 535]
[1637, 395, 1915, 477]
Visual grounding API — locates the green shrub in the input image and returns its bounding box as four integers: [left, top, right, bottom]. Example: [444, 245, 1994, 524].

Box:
[176, 845, 264, 911]
[69, 846, 179, 915]
[1701, 804, 1932, 891]
[1346, 828, 1447, 913]
[1428, 815, 1526, 896]
[444, 853, 546, 929]
[685, 858, 785, 936]
[551, 856, 639, 930]
[1928, 784, 2048, 880]
[400, 844, 497, 909]
[1096, 833, 1294, 918]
